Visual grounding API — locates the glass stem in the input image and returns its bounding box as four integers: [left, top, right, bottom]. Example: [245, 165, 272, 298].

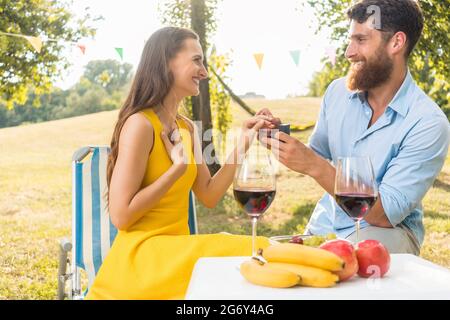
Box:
[356, 219, 360, 243]
[252, 217, 258, 257]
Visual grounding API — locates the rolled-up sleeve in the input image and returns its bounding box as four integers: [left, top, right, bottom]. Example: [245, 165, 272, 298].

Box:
[380, 114, 450, 226]
[308, 81, 337, 161]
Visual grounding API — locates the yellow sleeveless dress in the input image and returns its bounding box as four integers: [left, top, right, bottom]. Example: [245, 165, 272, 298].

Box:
[86, 108, 270, 300]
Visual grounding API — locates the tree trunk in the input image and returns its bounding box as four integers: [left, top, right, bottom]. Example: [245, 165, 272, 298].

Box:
[191, 0, 221, 175]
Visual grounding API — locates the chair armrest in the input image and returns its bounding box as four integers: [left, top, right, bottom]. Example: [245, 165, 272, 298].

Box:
[59, 238, 72, 252]
[57, 238, 73, 300]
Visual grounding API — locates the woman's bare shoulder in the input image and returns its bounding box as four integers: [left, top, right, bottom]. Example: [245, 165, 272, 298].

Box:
[119, 112, 154, 152]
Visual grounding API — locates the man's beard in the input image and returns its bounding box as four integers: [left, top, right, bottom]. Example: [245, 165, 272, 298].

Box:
[346, 45, 394, 91]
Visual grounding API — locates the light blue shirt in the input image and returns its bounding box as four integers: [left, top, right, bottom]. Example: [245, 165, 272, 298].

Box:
[306, 70, 450, 246]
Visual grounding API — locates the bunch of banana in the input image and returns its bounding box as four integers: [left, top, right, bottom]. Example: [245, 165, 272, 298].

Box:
[260, 243, 345, 271]
[240, 243, 344, 289]
[266, 262, 339, 288]
[240, 258, 301, 288]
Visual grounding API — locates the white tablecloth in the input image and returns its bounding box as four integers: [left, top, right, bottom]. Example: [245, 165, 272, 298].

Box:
[185, 254, 450, 300]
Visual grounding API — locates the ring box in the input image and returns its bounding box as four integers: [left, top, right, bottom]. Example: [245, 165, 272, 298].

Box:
[278, 123, 290, 135]
[264, 123, 290, 139]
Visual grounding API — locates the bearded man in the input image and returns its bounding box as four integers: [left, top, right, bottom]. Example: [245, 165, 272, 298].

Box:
[259, 0, 449, 254]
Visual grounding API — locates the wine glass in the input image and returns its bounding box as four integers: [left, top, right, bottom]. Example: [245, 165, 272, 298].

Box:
[233, 143, 276, 257]
[334, 157, 378, 242]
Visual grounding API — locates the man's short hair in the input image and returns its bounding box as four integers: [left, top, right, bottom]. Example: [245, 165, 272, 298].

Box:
[347, 0, 424, 57]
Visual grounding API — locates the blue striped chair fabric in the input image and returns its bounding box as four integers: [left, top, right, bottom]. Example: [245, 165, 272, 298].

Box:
[73, 146, 198, 289]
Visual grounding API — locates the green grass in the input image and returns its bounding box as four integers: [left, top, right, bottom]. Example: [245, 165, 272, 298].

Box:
[0, 98, 448, 299]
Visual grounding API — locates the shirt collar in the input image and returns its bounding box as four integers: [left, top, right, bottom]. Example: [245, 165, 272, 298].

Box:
[348, 90, 366, 103]
[348, 70, 414, 117]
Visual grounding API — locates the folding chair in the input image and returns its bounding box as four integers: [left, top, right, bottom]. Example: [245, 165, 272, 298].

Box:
[57, 146, 198, 300]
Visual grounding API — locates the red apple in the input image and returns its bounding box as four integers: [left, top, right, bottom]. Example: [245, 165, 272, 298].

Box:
[355, 240, 390, 278]
[319, 239, 359, 281]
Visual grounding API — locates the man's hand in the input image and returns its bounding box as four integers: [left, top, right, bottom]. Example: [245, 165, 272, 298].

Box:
[259, 131, 319, 175]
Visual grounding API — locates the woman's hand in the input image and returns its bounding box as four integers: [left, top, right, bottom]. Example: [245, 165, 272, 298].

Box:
[239, 115, 274, 153]
[161, 129, 188, 172]
[256, 108, 281, 127]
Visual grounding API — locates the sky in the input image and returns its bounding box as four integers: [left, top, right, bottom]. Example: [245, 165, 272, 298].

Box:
[56, 0, 342, 99]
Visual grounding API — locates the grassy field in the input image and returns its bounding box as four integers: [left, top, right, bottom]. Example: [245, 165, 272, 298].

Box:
[0, 97, 448, 299]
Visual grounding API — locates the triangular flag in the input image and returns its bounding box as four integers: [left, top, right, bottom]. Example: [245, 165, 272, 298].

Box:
[289, 50, 300, 67]
[253, 53, 264, 70]
[24, 36, 42, 53]
[115, 47, 123, 60]
[325, 46, 336, 66]
[77, 44, 86, 55]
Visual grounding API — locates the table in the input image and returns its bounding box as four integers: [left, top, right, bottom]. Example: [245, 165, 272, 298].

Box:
[185, 254, 450, 300]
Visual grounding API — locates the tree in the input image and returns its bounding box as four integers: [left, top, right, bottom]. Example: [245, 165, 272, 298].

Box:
[304, 0, 450, 118]
[0, 0, 98, 109]
[83, 59, 133, 94]
[160, 0, 225, 174]
[0, 59, 131, 128]
[209, 49, 232, 158]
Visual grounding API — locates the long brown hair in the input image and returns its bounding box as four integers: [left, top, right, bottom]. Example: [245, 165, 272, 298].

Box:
[106, 27, 199, 202]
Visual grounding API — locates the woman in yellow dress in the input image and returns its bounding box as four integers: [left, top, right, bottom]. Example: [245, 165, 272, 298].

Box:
[86, 27, 277, 299]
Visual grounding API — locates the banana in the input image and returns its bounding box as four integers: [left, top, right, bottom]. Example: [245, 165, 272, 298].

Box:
[240, 258, 301, 288]
[260, 243, 345, 272]
[266, 262, 339, 288]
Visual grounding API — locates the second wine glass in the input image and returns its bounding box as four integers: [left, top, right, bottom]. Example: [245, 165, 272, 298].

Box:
[334, 156, 378, 242]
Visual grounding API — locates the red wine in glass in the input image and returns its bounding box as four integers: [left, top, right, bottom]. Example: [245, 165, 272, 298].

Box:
[234, 141, 276, 257]
[334, 157, 378, 242]
[233, 188, 276, 218]
[335, 193, 377, 220]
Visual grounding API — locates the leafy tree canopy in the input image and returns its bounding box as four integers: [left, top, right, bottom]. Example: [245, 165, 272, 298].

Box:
[305, 0, 449, 117]
[0, 0, 98, 109]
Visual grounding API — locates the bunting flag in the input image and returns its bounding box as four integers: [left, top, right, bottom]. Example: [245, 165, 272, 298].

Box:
[77, 44, 86, 55]
[325, 46, 337, 66]
[1, 31, 127, 60]
[253, 53, 264, 70]
[1, 30, 340, 69]
[289, 50, 300, 67]
[23, 36, 43, 53]
[115, 47, 123, 60]
[0, 32, 42, 53]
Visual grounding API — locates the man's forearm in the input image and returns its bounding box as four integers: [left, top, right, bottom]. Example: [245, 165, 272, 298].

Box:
[363, 199, 393, 228]
[306, 153, 336, 196]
